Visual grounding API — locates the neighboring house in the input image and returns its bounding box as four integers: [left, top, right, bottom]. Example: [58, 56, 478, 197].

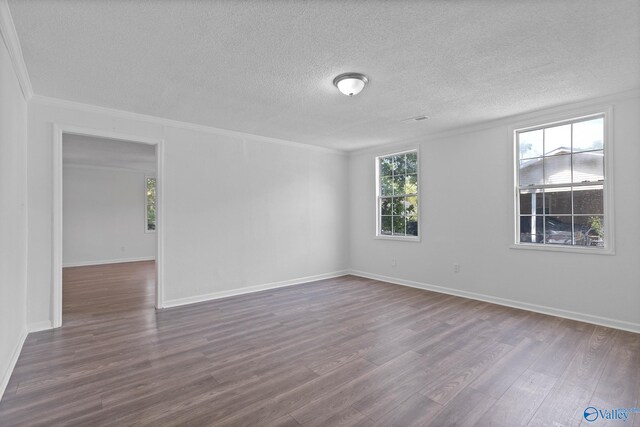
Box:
[519, 147, 604, 185]
[519, 147, 604, 246]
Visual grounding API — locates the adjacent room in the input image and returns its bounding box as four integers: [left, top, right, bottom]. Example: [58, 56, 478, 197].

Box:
[0, 1, 638, 425]
[62, 135, 158, 323]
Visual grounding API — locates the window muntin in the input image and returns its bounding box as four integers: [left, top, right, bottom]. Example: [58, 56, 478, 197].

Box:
[145, 177, 156, 232]
[516, 115, 606, 248]
[376, 150, 419, 238]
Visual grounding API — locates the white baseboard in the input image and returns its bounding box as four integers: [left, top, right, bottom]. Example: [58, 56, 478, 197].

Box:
[28, 320, 53, 333]
[349, 270, 640, 334]
[0, 327, 27, 402]
[63, 256, 156, 268]
[163, 270, 349, 308]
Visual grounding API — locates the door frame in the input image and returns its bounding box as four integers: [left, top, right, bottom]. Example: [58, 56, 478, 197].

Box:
[52, 125, 165, 328]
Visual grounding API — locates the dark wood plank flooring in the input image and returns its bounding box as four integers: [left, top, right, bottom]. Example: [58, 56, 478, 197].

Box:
[1, 261, 638, 426]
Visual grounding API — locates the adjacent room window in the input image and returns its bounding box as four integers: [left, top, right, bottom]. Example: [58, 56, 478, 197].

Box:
[515, 114, 608, 249]
[376, 150, 419, 239]
[145, 177, 157, 232]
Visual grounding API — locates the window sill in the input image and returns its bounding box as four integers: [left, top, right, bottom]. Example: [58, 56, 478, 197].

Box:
[374, 235, 421, 243]
[510, 243, 614, 255]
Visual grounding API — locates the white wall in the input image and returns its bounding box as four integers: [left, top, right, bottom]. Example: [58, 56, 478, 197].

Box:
[0, 33, 28, 398]
[26, 99, 349, 324]
[63, 165, 156, 267]
[349, 94, 640, 331]
[162, 126, 348, 303]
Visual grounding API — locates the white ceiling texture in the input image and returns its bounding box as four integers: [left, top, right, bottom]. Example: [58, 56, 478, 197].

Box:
[8, 0, 640, 151]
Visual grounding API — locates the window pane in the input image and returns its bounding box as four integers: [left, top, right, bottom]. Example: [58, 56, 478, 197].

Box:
[573, 186, 603, 215]
[381, 176, 393, 196]
[392, 197, 405, 215]
[392, 216, 405, 235]
[146, 178, 156, 205]
[380, 157, 394, 177]
[147, 204, 155, 221]
[519, 129, 543, 159]
[574, 216, 604, 247]
[545, 216, 573, 245]
[380, 198, 392, 216]
[520, 215, 543, 243]
[393, 174, 405, 195]
[544, 124, 571, 155]
[544, 188, 571, 215]
[519, 158, 543, 186]
[391, 155, 403, 175]
[544, 154, 571, 184]
[519, 190, 543, 215]
[398, 154, 408, 175]
[572, 150, 603, 183]
[405, 174, 418, 195]
[406, 152, 418, 174]
[406, 220, 418, 236]
[146, 200, 156, 231]
[381, 216, 392, 235]
[573, 117, 603, 152]
[405, 195, 418, 220]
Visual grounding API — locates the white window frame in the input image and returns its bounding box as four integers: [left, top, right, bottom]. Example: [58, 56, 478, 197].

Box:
[511, 106, 614, 255]
[145, 175, 157, 233]
[375, 147, 421, 242]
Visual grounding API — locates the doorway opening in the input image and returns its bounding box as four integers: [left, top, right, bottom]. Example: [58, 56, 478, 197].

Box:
[52, 127, 164, 327]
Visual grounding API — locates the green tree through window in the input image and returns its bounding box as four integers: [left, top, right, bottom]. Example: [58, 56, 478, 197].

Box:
[377, 150, 419, 237]
[146, 177, 156, 232]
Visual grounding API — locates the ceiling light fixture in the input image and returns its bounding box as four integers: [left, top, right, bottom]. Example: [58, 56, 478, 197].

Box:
[333, 72, 369, 96]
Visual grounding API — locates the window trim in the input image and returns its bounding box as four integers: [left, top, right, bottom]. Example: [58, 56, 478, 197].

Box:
[374, 147, 421, 242]
[145, 175, 157, 234]
[511, 106, 614, 255]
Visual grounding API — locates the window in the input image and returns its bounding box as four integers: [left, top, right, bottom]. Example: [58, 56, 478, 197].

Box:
[376, 150, 419, 239]
[145, 177, 156, 232]
[515, 113, 609, 249]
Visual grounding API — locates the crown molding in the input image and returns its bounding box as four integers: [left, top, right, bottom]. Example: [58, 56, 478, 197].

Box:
[348, 88, 640, 156]
[0, 0, 33, 100]
[30, 95, 347, 156]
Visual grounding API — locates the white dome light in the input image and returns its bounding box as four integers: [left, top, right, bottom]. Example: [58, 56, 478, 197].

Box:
[333, 73, 369, 96]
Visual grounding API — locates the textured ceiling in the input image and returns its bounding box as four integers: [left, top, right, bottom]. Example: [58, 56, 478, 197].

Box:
[9, 0, 640, 151]
[63, 134, 156, 172]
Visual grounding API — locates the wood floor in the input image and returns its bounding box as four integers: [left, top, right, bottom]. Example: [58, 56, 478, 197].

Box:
[1, 262, 639, 426]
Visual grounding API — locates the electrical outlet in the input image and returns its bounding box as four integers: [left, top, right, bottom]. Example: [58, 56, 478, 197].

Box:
[121, 246, 126, 252]
[391, 258, 397, 267]
[453, 263, 460, 273]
